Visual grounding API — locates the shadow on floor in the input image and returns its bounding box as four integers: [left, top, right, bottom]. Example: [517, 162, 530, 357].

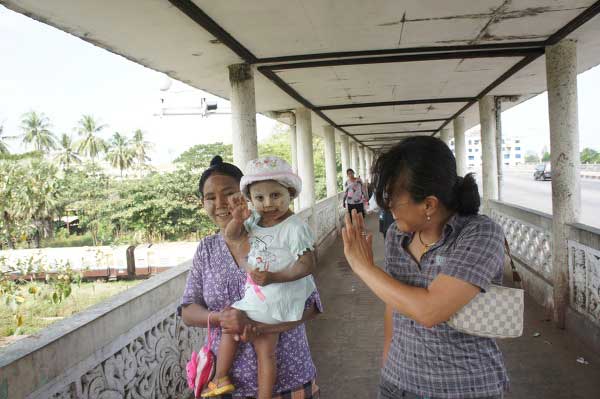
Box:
[307, 214, 600, 399]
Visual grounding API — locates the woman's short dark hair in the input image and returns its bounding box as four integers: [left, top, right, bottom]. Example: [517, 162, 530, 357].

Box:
[371, 136, 480, 215]
[198, 155, 243, 198]
[346, 168, 355, 174]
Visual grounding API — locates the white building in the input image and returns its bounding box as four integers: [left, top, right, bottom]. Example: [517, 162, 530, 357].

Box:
[449, 129, 524, 168]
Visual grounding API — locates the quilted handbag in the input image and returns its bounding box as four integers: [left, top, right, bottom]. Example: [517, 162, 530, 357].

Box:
[447, 238, 524, 338]
[186, 313, 217, 398]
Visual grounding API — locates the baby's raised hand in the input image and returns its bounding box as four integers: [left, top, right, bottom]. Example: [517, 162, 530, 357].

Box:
[249, 268, 274, 286]
[228, 193, 251, 222]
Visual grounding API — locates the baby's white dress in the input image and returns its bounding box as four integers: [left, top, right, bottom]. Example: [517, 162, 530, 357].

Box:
[231, 211, 316, 324]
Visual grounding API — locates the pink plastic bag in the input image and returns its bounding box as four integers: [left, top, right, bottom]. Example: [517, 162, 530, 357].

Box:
[186, 313, 216, 398]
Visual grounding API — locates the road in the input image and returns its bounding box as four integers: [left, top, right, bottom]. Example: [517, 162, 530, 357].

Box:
[473, 169, 600, 229]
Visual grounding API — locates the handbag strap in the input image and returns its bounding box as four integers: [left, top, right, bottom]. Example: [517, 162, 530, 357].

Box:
[503, 237, 522, 287]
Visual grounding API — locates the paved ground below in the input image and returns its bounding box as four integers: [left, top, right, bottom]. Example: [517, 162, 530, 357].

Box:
[307, 214, 600, 399]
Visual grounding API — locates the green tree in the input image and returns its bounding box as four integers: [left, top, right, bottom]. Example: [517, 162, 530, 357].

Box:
[580, 148, 600, 164]
[542, 152, 551, 162]
[131, 129, 153, 175]
[174, 142, 233, 170]
[0, 158, 60, 248]
[20, 111, 57, 152]
[76, 115, 108, 164]
[0, 124, 13, 154]
[107, 132, 134, 177]
[54, 134, 81, 172]
[524, 151, 540, 164]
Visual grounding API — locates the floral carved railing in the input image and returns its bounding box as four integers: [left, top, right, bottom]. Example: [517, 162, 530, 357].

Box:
[568, 240, 600, 326]
[490, 209, 553, 281]
[48, 308, 203, 399]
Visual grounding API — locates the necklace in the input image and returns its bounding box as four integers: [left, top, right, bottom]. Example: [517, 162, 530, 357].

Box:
[418, 231, 438, 254]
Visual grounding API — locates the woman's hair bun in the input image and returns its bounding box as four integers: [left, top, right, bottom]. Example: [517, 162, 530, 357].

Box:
[210, 155, 223, 166]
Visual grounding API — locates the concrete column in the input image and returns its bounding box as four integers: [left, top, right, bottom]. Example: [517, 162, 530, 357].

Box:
[453, 116, 467, 177]
[289, 122, 300, 210]
[295, 107, 315, 209]
[323, 125, 338, 198]
[365, 150, 372, 181]
[546, 39, 581, 328]
[229, 63, 257, 170]
[351, 142, 359, 174]
[479, 96, 499, 210]
[358, 145, 366, 180]
[440, 128, 451, 145]
[495, 97, 504, 201]
[340, 134, 350, 179]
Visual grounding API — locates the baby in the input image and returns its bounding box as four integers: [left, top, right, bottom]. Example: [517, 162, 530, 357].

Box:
[201, 156, 317, 399]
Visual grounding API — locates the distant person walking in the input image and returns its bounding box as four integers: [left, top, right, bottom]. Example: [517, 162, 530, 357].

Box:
[343, 168, 368, 219]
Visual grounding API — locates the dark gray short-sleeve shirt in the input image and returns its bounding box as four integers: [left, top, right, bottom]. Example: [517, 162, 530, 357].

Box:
[382, 214, 509, 399]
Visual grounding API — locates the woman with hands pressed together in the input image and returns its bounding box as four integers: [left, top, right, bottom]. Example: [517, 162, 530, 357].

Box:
[342, 137, 508, 399]
[181, 155, 322, 399]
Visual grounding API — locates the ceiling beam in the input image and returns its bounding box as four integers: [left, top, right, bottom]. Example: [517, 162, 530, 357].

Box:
[257, 41, 545, 64]
[167, 0, 257, 63]
[340, 118, 447, 127]
[433, 53, 541, 135]
[317, 97, 472, 111]
[353, 130, 436, 136]
[545, 0, 600, 46]
[262, 48, 542, 71]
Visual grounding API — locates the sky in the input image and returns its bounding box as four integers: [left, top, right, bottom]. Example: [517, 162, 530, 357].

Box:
[1, 5, 599, 165]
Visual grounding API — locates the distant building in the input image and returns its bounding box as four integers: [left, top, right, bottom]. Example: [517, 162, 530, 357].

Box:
[449, 129, 524, 168]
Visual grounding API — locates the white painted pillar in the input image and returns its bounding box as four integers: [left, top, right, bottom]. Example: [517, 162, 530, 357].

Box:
[479, 96, 499, 211]
[340, 134, 350, 179]
[229, 63, 257, 170]
[295, 107, 315, 209]
[440, 128, 451, 145]
[358, 145, 366, 180]
[351, 142, 359, 174]
[365, 150, 372, 181]
[453, 116, 467, 177]
[289, 122, 300, 210]
[323, 125, 338, 198]
[546, 39, 581, 328]
[495, 97, 504, 201]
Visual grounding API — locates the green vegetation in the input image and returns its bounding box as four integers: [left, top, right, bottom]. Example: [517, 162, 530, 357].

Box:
[581, 148, 600, 164]
[0, 279, 141, 340]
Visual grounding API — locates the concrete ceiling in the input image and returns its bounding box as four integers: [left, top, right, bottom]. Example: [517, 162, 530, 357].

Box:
[2, 0, 600, 150]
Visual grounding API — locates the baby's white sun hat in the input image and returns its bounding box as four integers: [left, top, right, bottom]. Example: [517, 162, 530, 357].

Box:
[240, 156, 302, 199]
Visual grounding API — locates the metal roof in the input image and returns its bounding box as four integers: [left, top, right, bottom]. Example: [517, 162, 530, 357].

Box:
[3, 0, 600, 148]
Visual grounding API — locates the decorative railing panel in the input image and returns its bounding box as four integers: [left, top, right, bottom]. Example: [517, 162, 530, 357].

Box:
[45, 306, 204, 399]
[568, 240, 600, 326]
[490, 209, 553, 280]
[314, 196, 338, 243]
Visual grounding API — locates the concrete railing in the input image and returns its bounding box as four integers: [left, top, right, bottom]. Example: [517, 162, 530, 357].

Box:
[0, 193, 346, 399]
[488, 200, 554, 311]
[0, 262, 204, 399]
[488, 200, 600, 352]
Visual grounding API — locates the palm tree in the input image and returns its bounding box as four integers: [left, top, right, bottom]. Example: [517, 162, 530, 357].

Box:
[20, 111, 57, 152]
[0, 124, 12, 154]
[76, 115, 107, 164]
[54, 133, 81, 172]
[131, 129, 153, 174]
[107, 132, 134, 177]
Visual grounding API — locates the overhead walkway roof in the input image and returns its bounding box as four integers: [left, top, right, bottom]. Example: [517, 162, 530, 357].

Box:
[3, 0, 600, 148]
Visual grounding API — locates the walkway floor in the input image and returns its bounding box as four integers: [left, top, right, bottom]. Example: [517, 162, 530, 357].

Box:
[307, 214, 600, 399]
